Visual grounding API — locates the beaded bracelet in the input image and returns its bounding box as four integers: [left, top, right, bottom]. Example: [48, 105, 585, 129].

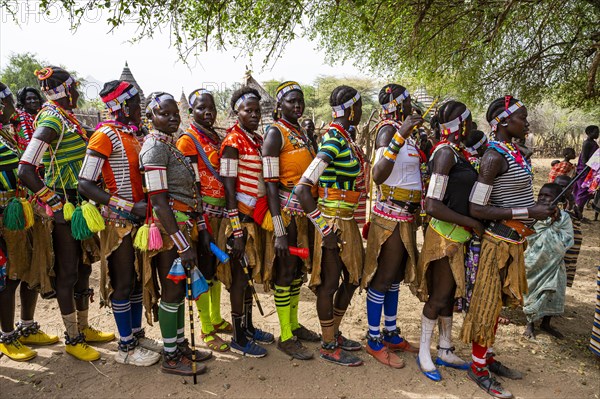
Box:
[307, 208, 332, 237]
[273, 214, 287, 237]
[197, 213, 208, 231]
[108, 196, 134, 214]
[227, 209, 244, 238]
[35, 186, 56, 203]
[383, 133, 406, 162]
[511, 207, 529, 219]
[170, 230, 190, 252]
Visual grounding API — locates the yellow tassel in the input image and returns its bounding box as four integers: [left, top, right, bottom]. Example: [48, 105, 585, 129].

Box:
[260, 210, 290, 232]
[20, 198, 35, 229]
[134, 224, 150, 251]
[80, 201, 105, 233]
[63, 201, 76, 221]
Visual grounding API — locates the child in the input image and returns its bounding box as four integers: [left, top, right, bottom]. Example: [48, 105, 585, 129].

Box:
[523, 183, 574, 339]
[551, 160, 560, 167]
[548, 148, 576, 182]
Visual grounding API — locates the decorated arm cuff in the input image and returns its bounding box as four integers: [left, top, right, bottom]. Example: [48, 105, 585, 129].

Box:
[220, 158, 238, 178]
[108, 196, 134, 213]
[170, 230, 190, 253]
[426, 173, 449, 201]
[307, 208, 332, 237]
[36, 186, 63, 212]
[273, 214, 287, 237]
[511, 208, 529, 220]
[263, 156, 280, 182]
[144, 167, 168, 193]
[226, 208, 244, 238]
[197, 213, 208, 231]
[301, 157, 328, 185]
[20, 138, 49, 166]
[79, 155, 105, 182]
[469, 182, 493, 206]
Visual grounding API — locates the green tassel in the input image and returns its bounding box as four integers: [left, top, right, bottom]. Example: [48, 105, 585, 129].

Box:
[63, 201, 76, 221]
[80, 201, 105, 233]
[71, 206, 93, 240]
[133, 224, 150, 251]
[3, 198, 25, 231]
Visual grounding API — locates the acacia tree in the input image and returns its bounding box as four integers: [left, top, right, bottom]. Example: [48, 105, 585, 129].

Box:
[4, 0, 598, 108]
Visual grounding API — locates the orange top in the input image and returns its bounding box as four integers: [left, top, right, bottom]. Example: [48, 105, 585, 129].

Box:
[272, 120, 315, 190]
[176, 125, 225, 200]
[87, 122, 144, 202]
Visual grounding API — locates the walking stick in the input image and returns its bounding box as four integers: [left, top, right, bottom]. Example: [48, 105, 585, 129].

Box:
[227, 240, 265, 316]
[184, 263, 198, 385]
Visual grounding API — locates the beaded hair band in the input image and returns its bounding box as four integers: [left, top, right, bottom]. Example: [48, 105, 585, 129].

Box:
[146, 93, 175, 113]
[440, 108, 471, 136]
[381, 89, 410, 114]
[40, 76, 76, 101]
[233, 93, 259, 111]
[468, 134, 488, 152]
[103, 84, 138, 112]
[0, 87, 12, 99]
[276, 82, 302, 101]
[332, 92, 361, 118]
[489, 101, 524, 131]
[188, 89, 213, 107]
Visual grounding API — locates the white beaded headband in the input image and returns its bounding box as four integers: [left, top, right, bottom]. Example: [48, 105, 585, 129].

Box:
[489, 101, 524, 130]
[381, 89, 410, 114]
[233, 93, 259, 111]
[188, 89, 213, 107]
[105, 87, 138, 112]
[332, 92, 361, 118]
[146, 93, 175, 113]
[440, 108, 471, 134]
[42, 76, 75, 100]
[276, 83, 302, 101]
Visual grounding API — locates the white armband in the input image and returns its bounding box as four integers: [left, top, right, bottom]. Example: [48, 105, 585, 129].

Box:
[220, 158, 238, 177]
[511, 208, 529, 219]
[20, 138, 49, 166]
[191, 162, 200, 182]
[79, 155, 105, 181]
[262, 156, 280, 180]
[144, 167, 168, 192]
[469, 182, 493, 206]
[302, 157, 328, 185]
[426, 173, 449, 200]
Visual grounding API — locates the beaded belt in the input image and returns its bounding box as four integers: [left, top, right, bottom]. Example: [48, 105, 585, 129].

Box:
[485, 221, 526, 244]
[318, 187, 361, 204]
[429, 217, 472, 243]
[319, 205, 355, 220]
[372, 200, 416, 223]
[203, 202, 225, 218]
[379, 185, 421, 203]
[0, 191, 16, 208]
[279, 190, 304, 215]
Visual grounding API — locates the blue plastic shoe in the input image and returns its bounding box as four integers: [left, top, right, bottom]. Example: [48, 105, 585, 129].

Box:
[230, 340, 267, 358]
[435, 356, 471, 370]
[417, 356, 442, 382]
[246, 329, 275, 345]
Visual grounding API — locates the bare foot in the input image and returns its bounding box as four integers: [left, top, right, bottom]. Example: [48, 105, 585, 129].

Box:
[498, 316, 511, 325]
[523, 322, 535, 339]
[541, 317, 564, 339]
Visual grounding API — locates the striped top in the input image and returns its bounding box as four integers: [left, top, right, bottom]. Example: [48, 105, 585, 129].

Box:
[35, 103, 87, 190]
[318, 124, 361, 190]
[87, 122, 144, 202]
[10, 110, 35, 152]
[220, 123, 265, 206]
[488, 142, 535, 224]
[0, 127, 19, 192]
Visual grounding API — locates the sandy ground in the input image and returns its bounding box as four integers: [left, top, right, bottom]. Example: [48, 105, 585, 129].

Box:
[1, 158, 599, 399]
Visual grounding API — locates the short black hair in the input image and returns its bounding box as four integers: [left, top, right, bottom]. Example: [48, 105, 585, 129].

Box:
[562, 147, 575, 158]
[585, 125, 599, 136]
[230, 86, 261, 111]
[554, 175, 572, 187]
[540, 182, 562, 200]
[465, 130, 486, 148]
[330, 85, 359, 107]
[16, 87, 43, 108]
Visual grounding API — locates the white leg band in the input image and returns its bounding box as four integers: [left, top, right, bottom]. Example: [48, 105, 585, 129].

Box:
[426, 173, 449, 201]
[220, 158, 238, 177]
[469, 181, 493, 206]
[20, 138, 49, 166]
[262, 156, 280, 180]
[144, 167, 168, 192]
[79, 154, 105, 182]
[302, 157, 328, 185]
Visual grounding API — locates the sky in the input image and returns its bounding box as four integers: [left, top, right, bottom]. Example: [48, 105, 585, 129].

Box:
[0, 3, 368, 99]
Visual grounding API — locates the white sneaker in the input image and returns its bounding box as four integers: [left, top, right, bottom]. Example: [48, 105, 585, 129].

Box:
[115, 346, 161, 367]
[137, 336, 163, 353]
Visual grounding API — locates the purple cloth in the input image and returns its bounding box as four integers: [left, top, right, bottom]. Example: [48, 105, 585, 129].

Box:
[573, 140, 599, 208]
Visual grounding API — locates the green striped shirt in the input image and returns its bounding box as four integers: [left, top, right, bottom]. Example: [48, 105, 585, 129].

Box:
[0, 128, 19, 192]
[36, 106, 87, 190]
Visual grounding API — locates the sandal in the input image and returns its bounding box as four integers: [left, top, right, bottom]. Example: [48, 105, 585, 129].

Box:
[212, 320, 233, 334]
[201, 331, 230, 352]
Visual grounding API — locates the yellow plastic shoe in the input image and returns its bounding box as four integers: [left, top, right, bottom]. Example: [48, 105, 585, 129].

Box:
[0, 334, 37, 361]
[65, 334, 100, 361]
[81, 326, 115, 343]
[17, 322, 59, 346]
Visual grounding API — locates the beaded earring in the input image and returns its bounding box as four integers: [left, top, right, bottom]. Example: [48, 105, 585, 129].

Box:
[349, 105, 355, 122]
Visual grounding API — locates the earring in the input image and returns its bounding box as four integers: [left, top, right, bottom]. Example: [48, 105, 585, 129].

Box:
[462, 122, 467, 136]
[349, 106, 355, 122]
[501, 122, 508, 127]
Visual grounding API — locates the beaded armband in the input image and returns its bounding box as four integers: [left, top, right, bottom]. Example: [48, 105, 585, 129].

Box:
[144, 167, 168, 193]
[511, 208, 529, 220]
[263, 156, 280, 183]
[79, 155, 105, 182]
[197, 213, 208, 231]
[227, 208, 243, 238]
[307, 208, 332, 237]
[383, 132, 406, 163]
[20, 138, 48, 166]
[170, 230, 190, 253]
[108, 196, 134, 214]
[272, 214, 287, 237]
[36, 186, 63, 212]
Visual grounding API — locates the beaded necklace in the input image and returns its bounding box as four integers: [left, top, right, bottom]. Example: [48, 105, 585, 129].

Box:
[277, 118, 314, 155]
[13, 110, 35, 150]
[190, 121, 220, 148]
[329, 122, 364, 165]
[231, 122, 263, 154]
[431, 139, 471, 161]
[489, 140, 532, 176]
[45, 101, 87, 143]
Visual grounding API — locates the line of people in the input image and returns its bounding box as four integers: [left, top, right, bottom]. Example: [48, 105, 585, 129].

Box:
[0, 67, 563, 399]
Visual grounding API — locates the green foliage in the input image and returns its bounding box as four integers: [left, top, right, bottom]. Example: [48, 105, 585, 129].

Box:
[0, 52, 43, 94]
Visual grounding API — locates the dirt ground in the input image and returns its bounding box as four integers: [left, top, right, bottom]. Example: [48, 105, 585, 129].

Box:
[1, 158, 599, 399]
